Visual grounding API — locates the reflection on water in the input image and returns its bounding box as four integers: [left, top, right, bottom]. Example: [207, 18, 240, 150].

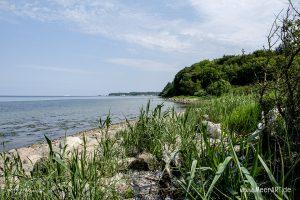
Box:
[0, 96, 182, 151]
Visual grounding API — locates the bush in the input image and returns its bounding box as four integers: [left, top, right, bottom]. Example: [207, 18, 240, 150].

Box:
[230, 85, 258, 96]
[194, 89, 207, 97]
[206, 80, 231, 96]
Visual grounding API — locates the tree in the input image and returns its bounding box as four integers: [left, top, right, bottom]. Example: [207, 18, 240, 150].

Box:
[160, 82, 174, 97]
[258, 2, 300, 198]
[206, 79, 231, 96]
[261, 2, 300, 141]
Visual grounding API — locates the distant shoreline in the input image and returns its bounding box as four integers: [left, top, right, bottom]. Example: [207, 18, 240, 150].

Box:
[108, 92, 160, 96]
[0, 94, 160, 97]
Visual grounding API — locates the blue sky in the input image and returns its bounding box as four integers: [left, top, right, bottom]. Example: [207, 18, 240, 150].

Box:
[0, 0, 289, 95]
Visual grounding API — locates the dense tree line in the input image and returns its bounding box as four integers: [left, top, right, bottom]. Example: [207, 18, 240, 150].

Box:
[160, 50, 291, 97]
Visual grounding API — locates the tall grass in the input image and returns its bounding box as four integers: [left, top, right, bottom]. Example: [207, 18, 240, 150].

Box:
[120, 94, 298, 199]
[0, 116, 126, 199]
[224, 102, 261, 134]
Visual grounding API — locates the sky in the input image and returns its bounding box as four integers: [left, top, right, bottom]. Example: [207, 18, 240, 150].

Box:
[0, 0, 291, 96]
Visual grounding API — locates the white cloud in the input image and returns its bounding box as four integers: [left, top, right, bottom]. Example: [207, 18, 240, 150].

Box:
[187, 0, 287, 48]
[0, 0, 290, 57]
[106, 58, 178, 72]
[0, 0, 190, 52]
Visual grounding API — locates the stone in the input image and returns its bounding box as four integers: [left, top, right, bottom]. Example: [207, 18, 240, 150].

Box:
[202, 121, 222, 139]
[131, 170, 162, 199]
[233, 145, 240, 152]
[137, 152, 158, 171]
[27, 154, 43, 165]
[8, 149, 17, 155]
[60, 136, 83, 152]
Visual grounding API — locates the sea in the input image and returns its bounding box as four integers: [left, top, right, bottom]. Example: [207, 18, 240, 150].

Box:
[0, 96, 182, 151]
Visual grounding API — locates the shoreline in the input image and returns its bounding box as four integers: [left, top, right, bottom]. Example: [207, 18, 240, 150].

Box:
[0, 119, 136, 177]
[0, 118, 136, 153]
[1, 97, 189, 156]
[31, 118, 136, 149]
[167, 96, 199, 104]
[0, 100, 187, 177]
[0, 96, 181, 152]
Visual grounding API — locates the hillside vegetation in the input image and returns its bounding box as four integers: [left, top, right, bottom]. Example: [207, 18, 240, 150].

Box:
[160, 50, 298, 98]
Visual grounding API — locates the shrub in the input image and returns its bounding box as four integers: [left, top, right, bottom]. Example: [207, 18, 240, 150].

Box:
[206, 80, 231, 96]
[194, 89, 207, 97]
[230, 85, 257, 95]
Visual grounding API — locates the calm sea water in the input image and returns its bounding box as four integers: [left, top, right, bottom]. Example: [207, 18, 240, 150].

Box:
[0, 96, 182, 151]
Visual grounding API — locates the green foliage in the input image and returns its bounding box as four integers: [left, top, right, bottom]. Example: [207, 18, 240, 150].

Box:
[192, 94, 256, 123]
[199, 64, 222, 88]
[122, 102, 168, 159]
[231, 85, 257, 95]
[206, 79, 231, 96]
[193, 88, 207, 97]
[173, 68, 201, 96]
